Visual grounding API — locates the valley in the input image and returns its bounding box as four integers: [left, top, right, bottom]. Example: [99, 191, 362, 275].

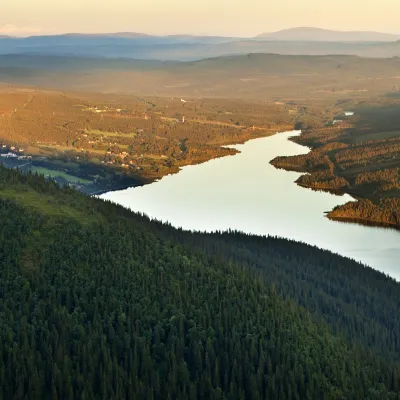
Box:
[1, 68, 399, 230]
[100, 131, 400, 278]
[1, 12, 400, 397]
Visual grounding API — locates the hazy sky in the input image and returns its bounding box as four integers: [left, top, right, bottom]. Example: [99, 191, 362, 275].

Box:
[2, 0, 400, 37]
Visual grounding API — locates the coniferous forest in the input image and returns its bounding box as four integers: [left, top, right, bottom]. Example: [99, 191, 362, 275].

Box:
[0, 165, 400, 399]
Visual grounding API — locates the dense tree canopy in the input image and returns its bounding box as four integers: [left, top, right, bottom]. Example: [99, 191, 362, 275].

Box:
[0, 166, 399, 399]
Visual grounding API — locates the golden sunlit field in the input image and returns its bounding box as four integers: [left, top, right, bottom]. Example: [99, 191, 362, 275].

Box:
[0, 86, 297, 192]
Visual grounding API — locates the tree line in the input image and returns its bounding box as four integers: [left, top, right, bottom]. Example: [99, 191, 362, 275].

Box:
[0, 166, 399, 398]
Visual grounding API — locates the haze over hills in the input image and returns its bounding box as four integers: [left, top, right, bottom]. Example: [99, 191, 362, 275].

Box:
[1, 52, 400, 98]
[0, 33, 241, 45]
[66, 32, 153, 38]
[1, 30, 400, 60]
[256, 27, 400, 42]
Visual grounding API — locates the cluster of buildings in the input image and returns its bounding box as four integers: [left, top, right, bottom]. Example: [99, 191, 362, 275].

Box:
[104, 149, 134, 167]
[1, 144, 28, 160]
[1, 152, 18, 159]
[1, 152, 32, 160]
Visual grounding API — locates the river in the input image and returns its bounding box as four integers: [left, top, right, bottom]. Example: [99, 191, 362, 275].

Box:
[100, 131, 400, 280]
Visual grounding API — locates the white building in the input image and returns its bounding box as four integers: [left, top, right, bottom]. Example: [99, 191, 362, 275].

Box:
[1, 153, 18, 158]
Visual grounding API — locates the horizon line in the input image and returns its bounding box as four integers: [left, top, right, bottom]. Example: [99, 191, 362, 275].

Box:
[1, 26, 400, 39]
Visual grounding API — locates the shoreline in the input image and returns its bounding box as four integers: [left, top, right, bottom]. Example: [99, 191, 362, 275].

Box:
[94, 128, 286, 195]
[2, 126, 289, 197]
[100, 128, 400, 275]
[296, 182, 348, 196]
[327, 215, 400, 231]
[269, 133, 400, 233]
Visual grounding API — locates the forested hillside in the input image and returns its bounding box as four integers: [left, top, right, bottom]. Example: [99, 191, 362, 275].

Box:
[0, 166, 399, 399]
[272, 101, 400, 229]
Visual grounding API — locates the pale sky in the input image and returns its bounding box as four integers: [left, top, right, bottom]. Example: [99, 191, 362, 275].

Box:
[2, 0, 400, 37]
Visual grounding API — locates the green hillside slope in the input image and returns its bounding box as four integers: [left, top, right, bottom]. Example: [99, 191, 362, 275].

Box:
[0, 166, 399, 399]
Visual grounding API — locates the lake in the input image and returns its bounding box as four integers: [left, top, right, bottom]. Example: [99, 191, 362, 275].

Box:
[100, 131, 400, 281]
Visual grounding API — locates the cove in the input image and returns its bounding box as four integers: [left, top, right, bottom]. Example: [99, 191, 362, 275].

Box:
[100, 131, 400, 281]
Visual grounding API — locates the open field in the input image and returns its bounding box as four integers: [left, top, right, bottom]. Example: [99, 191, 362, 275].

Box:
[0, 189, 97, 224]
[87, 129, 137, 138]
[30, 167, 91, 184]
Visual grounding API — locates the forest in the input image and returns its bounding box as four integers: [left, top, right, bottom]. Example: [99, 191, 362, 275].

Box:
[272, 100, 400, 229]
[0, 165, 400, 399]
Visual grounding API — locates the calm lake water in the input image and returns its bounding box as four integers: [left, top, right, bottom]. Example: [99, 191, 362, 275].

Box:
[101, 131, 400, 281]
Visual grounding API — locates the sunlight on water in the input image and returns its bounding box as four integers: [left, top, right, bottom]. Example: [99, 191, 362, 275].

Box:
[101, 131, 400, 280]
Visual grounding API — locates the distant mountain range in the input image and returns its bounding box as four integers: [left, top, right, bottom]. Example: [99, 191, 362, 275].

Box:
[256, 27, 400, 42]
[0, 33, 241, 45]
[2, 27, 398, 42]
[0, 28, 399, 61]
[79, 32, 151, 37]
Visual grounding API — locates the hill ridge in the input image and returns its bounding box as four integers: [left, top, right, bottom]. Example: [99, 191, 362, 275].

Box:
[256, 27, 400, 42]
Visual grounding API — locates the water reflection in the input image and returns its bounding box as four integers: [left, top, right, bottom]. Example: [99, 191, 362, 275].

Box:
[101, 131, 400, 280]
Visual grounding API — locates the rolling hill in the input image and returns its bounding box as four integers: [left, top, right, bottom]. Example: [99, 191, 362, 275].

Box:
[1, 32, 400, 61]
[256, 27, 400, 42]
[0, 164, 399, 398]
[1, 53, 400, 99]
